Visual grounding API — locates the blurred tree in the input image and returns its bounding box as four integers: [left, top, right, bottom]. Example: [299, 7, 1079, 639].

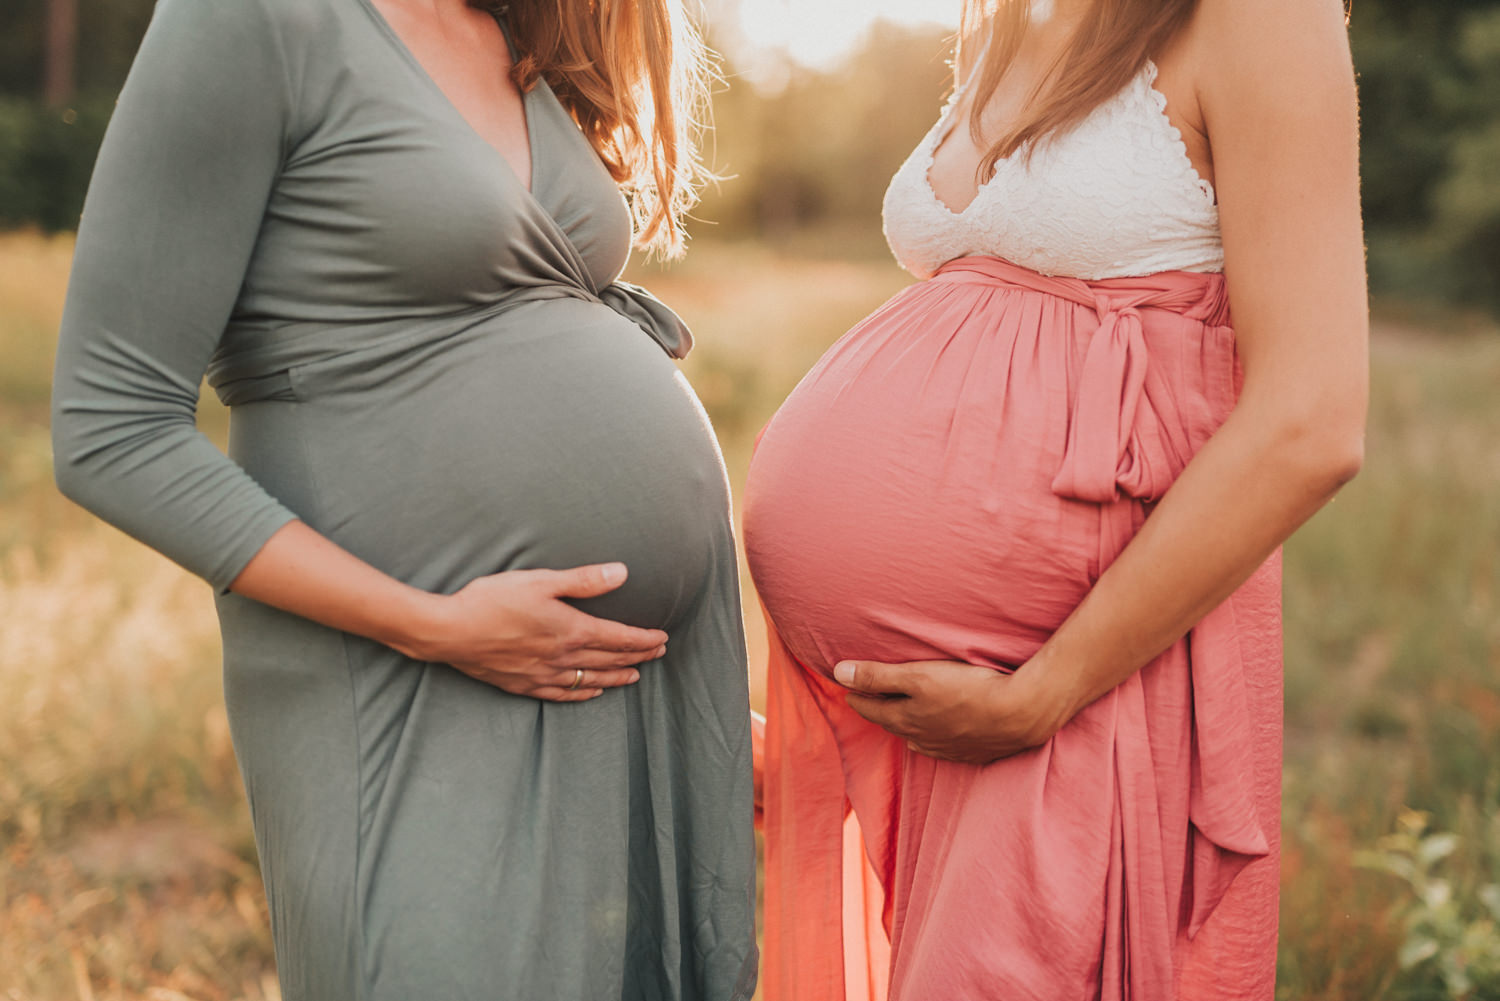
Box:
[0, 0, 47, 97]
[0, 0, 1494, 311]
[44, 0, 78, 106]
[0, 0, 149, 230]
[1431, 7, 1500, 310]
[0, 0, 152, 100]
[1350, 0, 1500, 309]
[700, 20, 954, 251]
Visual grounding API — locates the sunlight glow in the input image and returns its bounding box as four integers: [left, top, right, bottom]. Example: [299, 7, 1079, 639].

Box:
[724, 0, 963, 71]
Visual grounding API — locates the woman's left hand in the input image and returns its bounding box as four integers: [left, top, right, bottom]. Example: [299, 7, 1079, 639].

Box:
[832, 659, 1070, 765]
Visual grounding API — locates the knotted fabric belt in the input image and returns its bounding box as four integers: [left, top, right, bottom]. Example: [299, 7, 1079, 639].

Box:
[934, 254, 1235, 505]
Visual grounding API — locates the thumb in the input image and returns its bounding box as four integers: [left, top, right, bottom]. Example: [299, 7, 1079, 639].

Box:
[548, 562, 629, 599]
[833, 660, 919, 696]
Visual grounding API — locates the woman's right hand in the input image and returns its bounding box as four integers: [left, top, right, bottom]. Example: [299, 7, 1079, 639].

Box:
[395, 562, 668, 702]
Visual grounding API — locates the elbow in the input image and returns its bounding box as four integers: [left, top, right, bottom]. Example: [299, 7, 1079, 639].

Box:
[52, 461, 96, 512]
[50, 405, 106, 513]
[1314, 434, 1364, 494]
[51, 428, 92, 510]
[1239, 373, 1367, 495]
[1330, 432, 1365, 487]
[1271, 412, 1366, 496]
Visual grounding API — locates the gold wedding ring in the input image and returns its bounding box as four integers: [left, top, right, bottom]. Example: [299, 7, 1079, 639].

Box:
[569, 668, 585, 691]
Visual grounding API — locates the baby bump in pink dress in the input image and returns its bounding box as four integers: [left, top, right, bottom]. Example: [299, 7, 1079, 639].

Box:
[746, 60, 1284, 1001]
[747, 264, 1238, 679]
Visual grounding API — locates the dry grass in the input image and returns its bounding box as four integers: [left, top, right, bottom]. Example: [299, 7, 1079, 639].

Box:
[0, 529, 277, 999]
[0, 229, 72, 411]
[3, 230, 1499, 999]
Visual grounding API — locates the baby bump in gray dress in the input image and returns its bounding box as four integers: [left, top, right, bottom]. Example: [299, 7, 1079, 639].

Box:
[49, 0, 758, 997]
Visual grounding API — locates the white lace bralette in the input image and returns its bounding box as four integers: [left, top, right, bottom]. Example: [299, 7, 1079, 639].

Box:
[882, 61, 1224, 281]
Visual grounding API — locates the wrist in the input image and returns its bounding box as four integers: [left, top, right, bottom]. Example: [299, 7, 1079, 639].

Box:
[375, 587, 451, 661]
[1006, 654, 1083, 745]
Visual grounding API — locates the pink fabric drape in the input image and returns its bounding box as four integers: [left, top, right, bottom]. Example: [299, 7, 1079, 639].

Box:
[748, 257, 1283, 1001]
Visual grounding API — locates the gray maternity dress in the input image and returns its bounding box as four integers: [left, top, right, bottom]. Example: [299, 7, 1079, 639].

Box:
[49, 0, 758, 997]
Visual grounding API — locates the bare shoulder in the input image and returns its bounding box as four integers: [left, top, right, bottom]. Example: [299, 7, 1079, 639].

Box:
[1184, 0, 1367, 371]
[1188, 0, 1356, 122]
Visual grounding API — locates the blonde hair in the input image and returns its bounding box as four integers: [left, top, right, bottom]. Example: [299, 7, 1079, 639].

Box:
[486, 0, 714, 258]
[956, 0, 1198, 177]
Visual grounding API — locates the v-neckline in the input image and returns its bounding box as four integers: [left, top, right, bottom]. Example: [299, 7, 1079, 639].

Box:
[355, 0, 538, 195]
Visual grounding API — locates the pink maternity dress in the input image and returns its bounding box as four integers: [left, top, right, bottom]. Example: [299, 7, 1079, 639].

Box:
[743, 63, 1283, 1000]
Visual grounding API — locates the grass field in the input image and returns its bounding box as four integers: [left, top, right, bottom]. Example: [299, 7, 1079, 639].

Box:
[2, 228, 1499, 1000]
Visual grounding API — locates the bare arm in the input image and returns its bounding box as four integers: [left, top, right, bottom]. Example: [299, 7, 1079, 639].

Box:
[835, 0, 1368, 760]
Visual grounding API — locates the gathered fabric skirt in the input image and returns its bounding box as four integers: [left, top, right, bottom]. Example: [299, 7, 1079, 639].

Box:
[744, 257, 1282, 1001]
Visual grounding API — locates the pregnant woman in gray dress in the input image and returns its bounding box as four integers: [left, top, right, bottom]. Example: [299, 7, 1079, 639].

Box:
[50, 0, 757, 997]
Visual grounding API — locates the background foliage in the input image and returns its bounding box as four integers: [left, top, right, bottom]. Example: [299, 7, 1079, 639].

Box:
[2, 0, 1499, 310]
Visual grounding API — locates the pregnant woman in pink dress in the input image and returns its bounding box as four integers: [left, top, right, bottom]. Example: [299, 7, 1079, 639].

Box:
[743, 0, 1367, 998]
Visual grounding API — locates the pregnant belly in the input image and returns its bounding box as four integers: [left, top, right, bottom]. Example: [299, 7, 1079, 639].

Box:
[231, 299, 728, 631]
[743, 280, 1106, 678]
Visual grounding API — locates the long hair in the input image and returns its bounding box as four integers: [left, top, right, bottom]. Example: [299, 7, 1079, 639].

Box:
[475, 0, 714, 258]
[955, 0, 1199, 178]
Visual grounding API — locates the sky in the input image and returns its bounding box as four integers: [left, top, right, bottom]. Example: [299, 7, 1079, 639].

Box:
[716, 0, 964, 73]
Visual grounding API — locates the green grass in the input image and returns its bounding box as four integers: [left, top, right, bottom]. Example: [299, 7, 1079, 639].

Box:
[3, 230, 1499, 999]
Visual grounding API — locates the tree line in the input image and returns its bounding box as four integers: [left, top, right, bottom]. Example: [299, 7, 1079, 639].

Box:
[2, 0, 1496, 312]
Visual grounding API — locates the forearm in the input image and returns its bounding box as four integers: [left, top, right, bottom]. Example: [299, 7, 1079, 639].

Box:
[1015, 401, 1362, 733]
[1013, 0, 1373, 723]
[228, 520, 442, 658]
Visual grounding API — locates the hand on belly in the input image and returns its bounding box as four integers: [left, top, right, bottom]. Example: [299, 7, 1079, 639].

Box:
[830, 657, 1073, 765]
[394, 561, 669, 701]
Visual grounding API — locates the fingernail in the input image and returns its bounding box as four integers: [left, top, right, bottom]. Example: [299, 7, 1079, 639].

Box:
[603, 563, 627, 585]
[833, 662, 855, 686]
[628, 671, 641, 683]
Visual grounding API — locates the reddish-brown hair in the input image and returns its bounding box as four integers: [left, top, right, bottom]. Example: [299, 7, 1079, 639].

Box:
[956, 0, 1199, 177]
[477, 0, 713, 258]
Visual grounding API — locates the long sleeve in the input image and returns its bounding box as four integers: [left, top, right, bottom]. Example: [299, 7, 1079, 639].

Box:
[51, 0, 300, 592]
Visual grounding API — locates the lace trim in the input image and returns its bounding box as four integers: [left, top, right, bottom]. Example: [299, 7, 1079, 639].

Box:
[885, 57, 1224, 281]
[921, 60, 1215, 220]
[1140, 61, 1218, 208]
[920, 74, 993, 218]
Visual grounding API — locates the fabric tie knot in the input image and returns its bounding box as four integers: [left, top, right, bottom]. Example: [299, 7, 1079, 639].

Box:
[597, 280, 694, 359]
[1049, 295, 1161, 503]
[931, 255, 1233, 507]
